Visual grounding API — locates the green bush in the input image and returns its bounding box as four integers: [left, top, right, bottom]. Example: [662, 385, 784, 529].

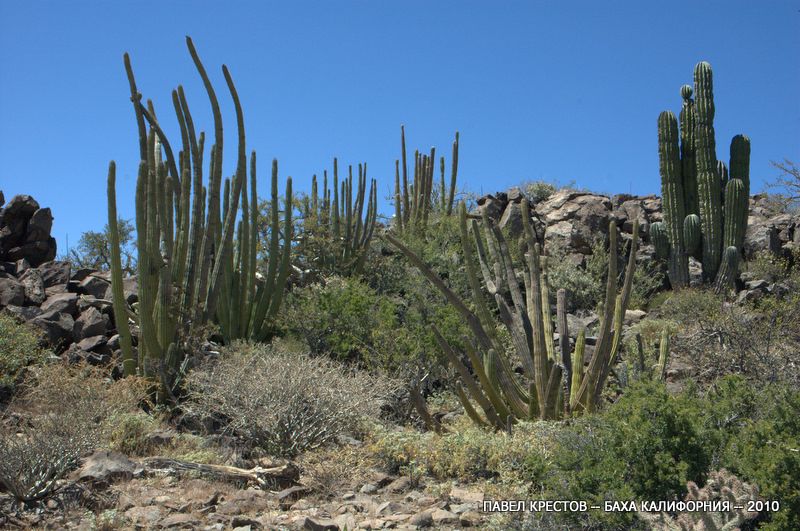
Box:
[542, 381, 709, 529]
[281, 275, 466, 381]
[720, 383, 800, 531]
[523, 180, 558, 203]
[0, 313, 49, 401]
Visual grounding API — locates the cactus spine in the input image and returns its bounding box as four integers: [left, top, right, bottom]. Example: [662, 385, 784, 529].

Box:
[394, 127, 459, 234]
[656, 62, 750, 291]
[385, 200, 638, 425]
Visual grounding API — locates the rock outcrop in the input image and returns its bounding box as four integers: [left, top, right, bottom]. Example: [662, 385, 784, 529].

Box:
[474, 187, 797, 271]
[0, 194, 57, 267]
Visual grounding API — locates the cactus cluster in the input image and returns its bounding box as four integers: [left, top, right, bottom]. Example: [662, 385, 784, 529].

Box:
[386, 199, 638, 424]
[393, 126, 459, 234]
[653, 62, 750, 292]
[108, 37, 293, 388]
[638, 469, 760, 530]
[300, 159, 377, 276]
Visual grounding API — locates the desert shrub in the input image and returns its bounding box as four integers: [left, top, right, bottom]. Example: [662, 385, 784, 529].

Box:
[745, 249, 796, 283]
[545, 244, 604, 312]
[542, 381, 709, 529]
[281, 274, 465, 384]
[367, 415, 554, 489]
[0, 313, 49, 401]
[105, 411, 161, 456]
[0, 363, 147, 502]
[661, 287, 800, 386]
[183, 340, 396, 457]
[0, 412, 95, 503]
[281, 276, 395, 363]
[720, 383, 800, 531]
[523, 180, 558, 203]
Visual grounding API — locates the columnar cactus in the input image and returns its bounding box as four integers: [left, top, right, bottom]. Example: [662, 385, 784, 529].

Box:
[385, 199, 638, 425]
[393, 126, 459, 234]
[301, 159, 377, 276]
[108, 37, 293, 389]
[658, 111, 689, 287]
[656, 62, 750, 291]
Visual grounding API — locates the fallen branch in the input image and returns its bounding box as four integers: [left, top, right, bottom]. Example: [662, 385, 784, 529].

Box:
[140, 457, 299, 489]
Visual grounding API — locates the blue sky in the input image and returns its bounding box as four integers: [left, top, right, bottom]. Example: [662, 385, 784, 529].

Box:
[1, 1, 798, 254]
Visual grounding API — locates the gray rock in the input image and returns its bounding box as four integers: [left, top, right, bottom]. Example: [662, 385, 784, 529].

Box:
[77, 450, 136, 483]
[431, 509, 459, 525]
[25, 208, 53, 243]
[76, 335, 108, 352]
[384, 476, 413, 493]
[19, 268, 46, 306]
[31, 310, 74, 348]
[477, 195, 505, 220]
[3, 304, 42, 321]
[498, 202, 525, 239]
[37, 261, 71, 287]
[73, 307, 109, 340]
[78, 275, 111, 299]
[40, 292, 79, 316]
[15, 258, 31, 275]
[507, 186, 525, 203]
[359, 483, 378, 494]
[0, 277, 25, 307]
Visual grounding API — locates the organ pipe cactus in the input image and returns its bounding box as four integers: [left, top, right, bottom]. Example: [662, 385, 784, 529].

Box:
[108, 37, 293, 388]
[107, 162, 136, 377]
[393, 126, 459, 234]
[385, 199, 639, 425]
[300, 159, 377, 276]
[656, 62, 750, 290]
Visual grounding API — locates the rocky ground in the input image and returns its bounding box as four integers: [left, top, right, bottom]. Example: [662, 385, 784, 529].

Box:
[0, 447, 488, 530]
[1, 189, 798, 530]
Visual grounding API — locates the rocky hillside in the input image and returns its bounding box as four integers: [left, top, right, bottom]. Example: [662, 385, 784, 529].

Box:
[1, 189, 797, 371]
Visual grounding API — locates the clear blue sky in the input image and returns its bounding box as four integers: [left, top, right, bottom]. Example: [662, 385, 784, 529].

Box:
[1, 1, 798, 254]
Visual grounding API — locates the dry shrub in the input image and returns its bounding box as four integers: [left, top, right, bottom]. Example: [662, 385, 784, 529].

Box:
[183, 340, 397, 457]
[298, 443, 376, 499]
[661, 288, 800, 386]
[0, 363, 149, 503]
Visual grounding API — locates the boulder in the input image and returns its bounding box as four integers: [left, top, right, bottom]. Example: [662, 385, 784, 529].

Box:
[73, 306, 109, 340]
[77, 450, 136, 483]
[78, 275, 111, 299]
[0, 276, 25, 307]
[37, 261, 71, 287]
[40, 292, 80, 316]
[25, 208, 53, 243]
[475, 194, 505, 220]
[19, 268, 46, 306]
[6, 239, 57, 267]
[3, 304, 43, 321]
[31, 310, 74, 347]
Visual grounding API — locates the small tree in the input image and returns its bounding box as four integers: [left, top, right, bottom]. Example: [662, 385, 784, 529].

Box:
[768, 159, 800, 213]
[67, 218, 136, 274]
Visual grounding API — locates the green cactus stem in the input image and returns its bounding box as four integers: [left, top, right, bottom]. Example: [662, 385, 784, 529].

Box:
[384, 199, 638, 425]
[683, 214, 702, 258]
[394, 126, 459, 234]
[658, 111, 689, 287]
[694, 61, 723, 281]
[650, 221, 670, 260]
